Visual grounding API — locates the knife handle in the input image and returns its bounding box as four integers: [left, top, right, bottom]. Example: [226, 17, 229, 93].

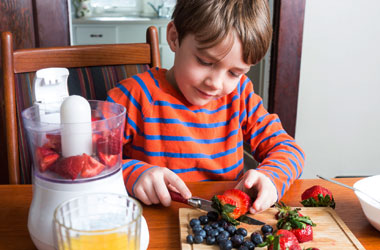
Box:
[169, 190, 188, 204]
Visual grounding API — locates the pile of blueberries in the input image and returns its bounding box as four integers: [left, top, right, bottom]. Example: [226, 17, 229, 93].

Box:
[186, 211, 273, 250]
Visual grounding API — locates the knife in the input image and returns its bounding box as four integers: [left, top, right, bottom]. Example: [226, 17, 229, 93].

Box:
[169, 190, 265, 225]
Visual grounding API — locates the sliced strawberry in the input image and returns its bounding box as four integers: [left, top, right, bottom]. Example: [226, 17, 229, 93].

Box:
[81, 154, 105, 178]
[98, 152, 118, 167]
[52, 155, 86, 180]
[92, 133, 102, 143]
[291, 224, 313, 243]
[223, 189, 252, 215]
[275, 202, 316, 243]
[92, 133, 102, 152]
[91, 117, 101, 122]
[96, 134, 121, 155]
[267, 229, 301, 250]
[44, 134, 62, 152]
[36, 147, 60, 172]
[301, 185, 335, 208]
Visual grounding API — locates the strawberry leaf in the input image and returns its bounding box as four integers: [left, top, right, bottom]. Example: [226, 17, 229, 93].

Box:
[273, 235, 281, 250]
[301, 194, 335, 209]
[211, 195, 223, 211]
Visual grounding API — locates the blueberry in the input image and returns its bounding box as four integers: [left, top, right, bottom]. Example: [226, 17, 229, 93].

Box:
[217, 226, 225, 233]
[199, 215, 209, 225]
[206, 235, 216, 245]
[195, 229, 206, 238]
[209, 229, 219, 237]
[194, 235, 204, 244]
[219, 239, 233, 250]
[231, 234, 244, 248]
[203, 224, 212, 232]
[189, 218, 200, 227]
[226, 225, 236, 235]
[250, 232, 263, 245]
[211, 222, 219, 228]
[236, 227, 248, 237]
[218, 219, 229, 229]
[238, 246, 249, 250]
[192, 224, 202, 233]
[261, 224, 274, 234]
[186, 234, 194, 244]
[219, 230, 230, 238]
[207, 211, 219, 222]
[217, 233, 229, 243]
[242, 240, 256, 250]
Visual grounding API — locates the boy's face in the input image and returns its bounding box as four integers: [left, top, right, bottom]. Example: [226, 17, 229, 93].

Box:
[166, 22, 251, 106]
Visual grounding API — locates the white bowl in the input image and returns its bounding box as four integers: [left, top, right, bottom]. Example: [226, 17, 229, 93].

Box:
[353, 175, 380, 231]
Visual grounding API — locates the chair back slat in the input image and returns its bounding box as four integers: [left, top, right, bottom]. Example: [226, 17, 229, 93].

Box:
[13, 44, 152, 73]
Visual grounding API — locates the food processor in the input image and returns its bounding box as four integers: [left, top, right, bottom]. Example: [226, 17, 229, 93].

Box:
[22, 68, 149, 250]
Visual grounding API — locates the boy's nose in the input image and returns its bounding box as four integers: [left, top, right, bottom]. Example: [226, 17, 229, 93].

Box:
[204, 72, 223, 91]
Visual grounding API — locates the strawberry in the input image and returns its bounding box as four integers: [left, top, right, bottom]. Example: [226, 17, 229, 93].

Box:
[91, 117, 101, 122]
[81, 154, 105, 178]
[211, 195, 240, 225]
[96, 133, 122, 155]
[98, 152, 118, 167]
[259, 229, 301, 250]
[43, 134, 62, 153]
[301, 185, 335, 208]
[269, 230, 302, 250]
[211, 189, 252, 225]
[223, 189, 252, 216]
[36, 147, 60, 172]
[276, 202, 316, 243]
[92, 133, 102, 152]
[217, 195, 241, 218]
[291, 224, 313, 243]
[52, 154, 86, 180]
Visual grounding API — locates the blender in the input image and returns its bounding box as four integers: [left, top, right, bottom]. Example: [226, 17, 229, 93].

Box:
[22, 68, 149, 250]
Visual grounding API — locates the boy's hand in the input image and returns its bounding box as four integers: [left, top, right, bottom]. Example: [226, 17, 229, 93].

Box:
[234, 169, 277, 214]
[133, 167, 192, 207]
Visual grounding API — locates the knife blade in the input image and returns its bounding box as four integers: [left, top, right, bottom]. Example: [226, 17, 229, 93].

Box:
[169, 190, 265, 225]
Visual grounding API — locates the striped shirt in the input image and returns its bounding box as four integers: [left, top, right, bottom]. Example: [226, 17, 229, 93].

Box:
[107, 67, 304, 199]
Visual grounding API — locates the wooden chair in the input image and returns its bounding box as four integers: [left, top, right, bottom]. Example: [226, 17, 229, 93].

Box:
[1, 26, 161, 184]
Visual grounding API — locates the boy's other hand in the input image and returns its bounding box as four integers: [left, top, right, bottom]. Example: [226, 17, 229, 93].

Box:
[234, 169, 277, 214]
[133, 167, 192, 207]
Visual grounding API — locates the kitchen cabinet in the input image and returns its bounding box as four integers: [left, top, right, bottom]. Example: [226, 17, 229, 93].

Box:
[71, 18, 174, 69]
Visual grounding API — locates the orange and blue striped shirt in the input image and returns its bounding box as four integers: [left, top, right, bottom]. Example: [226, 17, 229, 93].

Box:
[107, 67, 304, 199]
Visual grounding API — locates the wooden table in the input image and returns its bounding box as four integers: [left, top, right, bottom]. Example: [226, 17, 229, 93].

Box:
[0, 178, 379, 249]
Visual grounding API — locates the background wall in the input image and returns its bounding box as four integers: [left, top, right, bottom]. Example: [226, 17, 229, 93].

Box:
[296, 0, 380, 178]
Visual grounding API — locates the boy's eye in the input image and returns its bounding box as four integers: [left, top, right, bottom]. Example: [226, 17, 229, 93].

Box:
[229, 71, 240, 78]
[196, 57, 212, 66]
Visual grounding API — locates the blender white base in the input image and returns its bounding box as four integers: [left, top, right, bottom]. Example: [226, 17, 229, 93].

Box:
[28, 169, 149, 250]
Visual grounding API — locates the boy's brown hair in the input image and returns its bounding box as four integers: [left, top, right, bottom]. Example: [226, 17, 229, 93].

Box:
[172, 0, 272, 65]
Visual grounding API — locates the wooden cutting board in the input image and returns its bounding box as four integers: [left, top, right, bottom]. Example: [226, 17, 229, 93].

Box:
[179, 207, 365, 250]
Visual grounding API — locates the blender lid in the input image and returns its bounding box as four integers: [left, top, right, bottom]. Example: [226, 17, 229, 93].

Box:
[33, 67, 70, 123]
[33, 67, 69, 105]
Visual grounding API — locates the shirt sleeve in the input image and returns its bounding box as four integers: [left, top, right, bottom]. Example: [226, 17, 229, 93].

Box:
[240, 76, 305, 199]
[120, 159, 159, 196]
[106, 78, 157, 197]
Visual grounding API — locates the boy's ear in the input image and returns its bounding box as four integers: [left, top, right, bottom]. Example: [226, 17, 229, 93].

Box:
[166, 21, 179, 52]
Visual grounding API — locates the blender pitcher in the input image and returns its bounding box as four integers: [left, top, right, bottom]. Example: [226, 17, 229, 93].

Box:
[22, 68, 149, 250]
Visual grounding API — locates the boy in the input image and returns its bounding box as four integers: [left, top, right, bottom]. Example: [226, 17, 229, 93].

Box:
[107, 0, 304, 214]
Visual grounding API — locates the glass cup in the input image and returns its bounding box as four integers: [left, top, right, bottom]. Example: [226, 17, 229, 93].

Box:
[54, 193, 141, 250]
